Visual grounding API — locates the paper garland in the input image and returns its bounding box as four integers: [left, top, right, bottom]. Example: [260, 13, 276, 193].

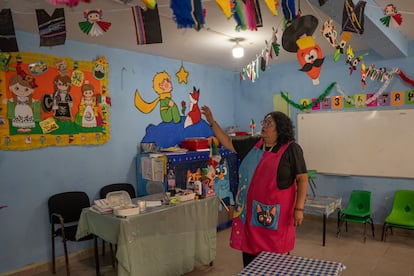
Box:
[280, 82, 336, 110]
[280, 68, 414, 110]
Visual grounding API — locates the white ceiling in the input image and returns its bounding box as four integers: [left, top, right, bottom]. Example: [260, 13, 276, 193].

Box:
[2, 0, 414, 72]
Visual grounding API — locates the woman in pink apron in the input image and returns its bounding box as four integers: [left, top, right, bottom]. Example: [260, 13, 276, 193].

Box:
[202, 106, 308, 267]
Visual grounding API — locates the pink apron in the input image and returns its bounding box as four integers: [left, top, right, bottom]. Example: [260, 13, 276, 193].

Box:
[230, 140, 296, 254]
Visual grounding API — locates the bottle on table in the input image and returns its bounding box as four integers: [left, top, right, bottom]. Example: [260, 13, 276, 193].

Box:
[167, 169, 176, 196]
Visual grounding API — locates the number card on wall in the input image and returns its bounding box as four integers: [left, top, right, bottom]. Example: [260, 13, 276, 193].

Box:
[0, 52, 111, 150]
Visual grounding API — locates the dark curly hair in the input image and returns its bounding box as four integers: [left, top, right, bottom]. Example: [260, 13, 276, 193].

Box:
[265, 111, 295, 144]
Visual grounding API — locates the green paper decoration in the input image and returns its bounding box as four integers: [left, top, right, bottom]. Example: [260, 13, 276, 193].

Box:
[280, 82, 336, 110]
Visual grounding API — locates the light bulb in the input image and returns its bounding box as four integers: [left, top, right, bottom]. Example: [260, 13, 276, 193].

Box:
[232, 43, 244, 58]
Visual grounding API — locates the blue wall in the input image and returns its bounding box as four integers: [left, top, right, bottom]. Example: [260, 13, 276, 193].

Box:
[0, 31, 236, 273]
[1, 31, 414, 273]
[234, 44, 414, 225]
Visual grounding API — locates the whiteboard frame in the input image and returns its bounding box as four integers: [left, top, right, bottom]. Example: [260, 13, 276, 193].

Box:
[297, 109, 414, 179]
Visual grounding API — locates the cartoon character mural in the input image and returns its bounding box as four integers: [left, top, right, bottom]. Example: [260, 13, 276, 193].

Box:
[134, 71, 181, 123]
[0, 53, 111, 150]
[282, 15, 324, 85]
[6, 64, 40, 132]
[183, 86, 201, 128]
[51, 74, 73, 121]
[74, 81, 103, 128]
[214, 160, 235, 211]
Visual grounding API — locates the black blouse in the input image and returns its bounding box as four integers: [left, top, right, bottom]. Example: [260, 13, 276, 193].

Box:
[232, 136, 307, 189]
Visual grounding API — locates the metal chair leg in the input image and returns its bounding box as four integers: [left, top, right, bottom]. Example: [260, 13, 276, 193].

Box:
[94, 236, 100, 276]
[381, 223, 387, 241]
[102, 240, 105, 256]
[110, 243, 116, 268]
[370, 218, 375, 238]
[51, 230, 56, 274]
[363, 222, 367, 243]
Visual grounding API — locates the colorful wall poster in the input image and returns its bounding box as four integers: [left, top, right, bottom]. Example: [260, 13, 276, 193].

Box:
[0, 52, 110, 150]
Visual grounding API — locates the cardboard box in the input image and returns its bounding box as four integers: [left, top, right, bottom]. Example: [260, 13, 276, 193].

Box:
[180, 138, 209, 151]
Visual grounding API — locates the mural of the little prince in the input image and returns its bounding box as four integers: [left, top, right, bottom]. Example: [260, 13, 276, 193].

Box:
[134, 71, 181, 123]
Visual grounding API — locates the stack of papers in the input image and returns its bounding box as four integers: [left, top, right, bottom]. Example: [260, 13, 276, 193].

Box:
[146, 200, 162, 207]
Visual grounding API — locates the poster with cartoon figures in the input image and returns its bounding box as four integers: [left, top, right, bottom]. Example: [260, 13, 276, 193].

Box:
[0, 52, 111, 150]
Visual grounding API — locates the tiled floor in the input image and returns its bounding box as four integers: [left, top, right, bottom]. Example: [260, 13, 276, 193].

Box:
[14, 215, 414, 276]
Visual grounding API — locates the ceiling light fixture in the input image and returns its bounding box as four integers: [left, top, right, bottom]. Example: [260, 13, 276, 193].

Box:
[231, 38, 245, 58]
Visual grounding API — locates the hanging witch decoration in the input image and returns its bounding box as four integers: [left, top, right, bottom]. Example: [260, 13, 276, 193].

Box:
[282, 15, 324, 85]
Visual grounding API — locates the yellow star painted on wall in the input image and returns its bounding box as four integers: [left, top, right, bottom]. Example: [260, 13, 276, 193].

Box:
[176, 65, 189, 84]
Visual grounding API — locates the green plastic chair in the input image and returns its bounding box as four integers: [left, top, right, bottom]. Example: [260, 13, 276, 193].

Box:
[337, 190, 375, 242]
[381, 190, 414, 241]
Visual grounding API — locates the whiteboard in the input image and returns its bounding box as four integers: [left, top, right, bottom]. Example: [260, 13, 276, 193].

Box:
[297, 109, 414, 178]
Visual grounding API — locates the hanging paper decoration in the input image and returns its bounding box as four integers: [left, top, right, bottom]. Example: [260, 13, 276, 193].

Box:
[361, 62, 367, 90]
[48, 0, 91, 7]
[280, 82, 336, 110]
[271, 29, 280, 57]
[264, 0, 279, 16]
[78, 9, 111, 37]
[142, 0, 157, 9]
[281, 0, 297, 23]
[232, 0, 247, 31]
[345, 45, 368, 75]
[342, 0, 366, 35]
[36, 9, 66, 47]
[321, 18, 337, 48]
[333, 31, 351, 62]
[335, 0, 365, 62]
[216, 0, 232, 19]
[380, 4, 402, 28]
[131, 4, 163, 45]
[396, 69, 414, 87]
[244, 0, 263, 30]
[282, 15, 324, 85]
[176, 64, 189, 84]
[318, 0, 328, 6]
[170, 0, 205, 31]
[0, 9, 19, 52]
[336, 78, 392, 106]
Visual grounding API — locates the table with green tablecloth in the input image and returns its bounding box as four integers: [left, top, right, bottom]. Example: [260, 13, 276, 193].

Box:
[76, 195, 219, 276]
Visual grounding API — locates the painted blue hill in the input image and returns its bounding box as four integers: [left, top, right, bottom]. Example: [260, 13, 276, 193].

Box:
[141, 116, 214, 148]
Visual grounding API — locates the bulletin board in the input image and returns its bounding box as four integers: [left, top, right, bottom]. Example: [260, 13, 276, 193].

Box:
[297, 109, 414, 178]
[0, 52, 110, 150]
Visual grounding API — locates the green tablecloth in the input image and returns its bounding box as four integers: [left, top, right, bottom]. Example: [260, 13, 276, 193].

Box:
[76, 196, 219, 276]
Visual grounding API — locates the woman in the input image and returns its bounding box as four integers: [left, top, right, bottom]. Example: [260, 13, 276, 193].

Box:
[201, 105, 308, 267]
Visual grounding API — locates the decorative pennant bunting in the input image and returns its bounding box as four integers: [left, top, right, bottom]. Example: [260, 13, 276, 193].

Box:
[0, 9, 19, 52]
[342, 0, 366, 35]
[216, 0, 232, 18]
[36, 8, 66, 47]
[131, 4, 163, 45]
[170, 0, 205, 31]
[380, 4, 402, 28]
[79, 9, 111, 37]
